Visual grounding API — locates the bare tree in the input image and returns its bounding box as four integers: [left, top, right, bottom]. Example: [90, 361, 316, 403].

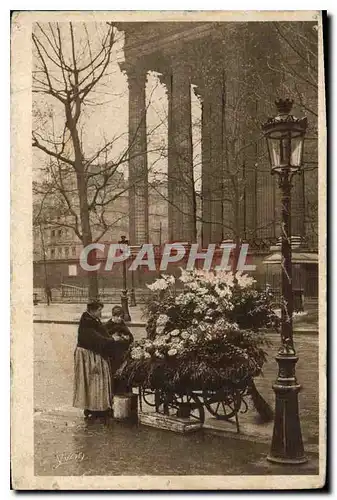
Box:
[32, 22, 124, 298]
[32, 22, 165, 298]
[268, 22, 318, 118]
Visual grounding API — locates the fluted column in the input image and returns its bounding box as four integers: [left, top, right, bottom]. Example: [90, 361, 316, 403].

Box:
[200, 94, 212, 247]
[167, 62, 196, 243]
[199, 73, 224, 247]
[125, 64, 149, 245]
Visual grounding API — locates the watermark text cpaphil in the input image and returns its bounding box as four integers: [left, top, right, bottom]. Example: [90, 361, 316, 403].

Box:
[79, 243, 256, 272]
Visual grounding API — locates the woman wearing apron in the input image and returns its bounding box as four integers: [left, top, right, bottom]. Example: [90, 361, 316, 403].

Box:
[73, 300, 126, 418]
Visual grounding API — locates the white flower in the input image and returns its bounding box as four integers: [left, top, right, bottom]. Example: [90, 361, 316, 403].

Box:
[189, 334, 197, 343]
[179, 268, 194, 284]
[147, 276, 174, 291]
[168, 348, 177, 356]
[235, 271, 256, 289]
[161, 274, 175, 285]
[214, 284, 231, 299]
[181, 331, 189, 340]
[170, 329, 180, 336]
[175, 292, 195, 306]
[153, 337, 167, 347]
[156, 314, 169, 327]
[144, 352, 151, 359]
[131, 348, 144, 360]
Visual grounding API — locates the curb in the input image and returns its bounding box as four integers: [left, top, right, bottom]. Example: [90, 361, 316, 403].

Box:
[33, 319, 318, 335]
[202, 422, 319, 455]
[33, 319, 147, 327]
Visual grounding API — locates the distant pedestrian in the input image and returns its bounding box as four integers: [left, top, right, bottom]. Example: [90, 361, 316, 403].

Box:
[45, 285, 52, 304]
[73, 300, 118, 419]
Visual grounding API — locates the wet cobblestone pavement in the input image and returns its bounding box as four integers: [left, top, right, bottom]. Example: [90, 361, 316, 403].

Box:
[34, 413, 319, 476]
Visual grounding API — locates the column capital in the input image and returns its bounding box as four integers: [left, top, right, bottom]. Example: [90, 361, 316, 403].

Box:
[193, 85, 204, 103]
[119, 62, 148, 88]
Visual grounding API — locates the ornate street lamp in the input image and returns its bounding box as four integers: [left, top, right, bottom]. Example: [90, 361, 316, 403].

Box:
[118, 235, 131, 322]
[262, 99, 308, 464]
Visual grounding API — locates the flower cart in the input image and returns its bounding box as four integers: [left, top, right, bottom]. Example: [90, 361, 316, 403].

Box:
[138, 381, 251, 432]
[116, 270, 279, 432]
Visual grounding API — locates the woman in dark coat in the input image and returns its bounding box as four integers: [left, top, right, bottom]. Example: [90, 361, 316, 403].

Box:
[73, 300, 128, 418]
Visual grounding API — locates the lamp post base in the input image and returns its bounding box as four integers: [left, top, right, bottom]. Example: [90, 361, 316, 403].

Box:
[267, 455, 308, 465]
[121, 291, 131, 322]
[268, 354, 307, 465]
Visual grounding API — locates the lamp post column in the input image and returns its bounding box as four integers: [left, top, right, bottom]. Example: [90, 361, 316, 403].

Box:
[119, 236, 131, 322]
[129, 247, 137, 307]
[267, 169, 307, 464]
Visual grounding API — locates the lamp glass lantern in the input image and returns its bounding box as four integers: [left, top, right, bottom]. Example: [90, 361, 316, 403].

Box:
[263, 99, 307, 175]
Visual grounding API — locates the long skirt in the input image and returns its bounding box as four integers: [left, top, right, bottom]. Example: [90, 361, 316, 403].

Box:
[73, 347, 112, 411]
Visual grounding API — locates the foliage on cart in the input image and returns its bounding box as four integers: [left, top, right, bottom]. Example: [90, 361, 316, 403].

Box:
[116, 327, 269, 392]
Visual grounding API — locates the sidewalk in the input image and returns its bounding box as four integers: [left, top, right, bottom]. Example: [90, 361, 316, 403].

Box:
[35, 396, 319, 456]
[34, 408, 320, 477]
[33, 303, 318, 333]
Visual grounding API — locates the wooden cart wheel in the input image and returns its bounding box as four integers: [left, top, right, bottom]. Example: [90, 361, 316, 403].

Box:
[141, 388, 157, 408]
[202, 389, 241, 421]
[169, 393, 205, 424]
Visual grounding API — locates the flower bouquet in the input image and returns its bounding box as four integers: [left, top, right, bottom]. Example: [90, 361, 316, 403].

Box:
[116, 269, 278, 394]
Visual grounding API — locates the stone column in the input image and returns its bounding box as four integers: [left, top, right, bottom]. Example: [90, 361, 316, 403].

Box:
[166, 62, 196, 243]
[125, 64, 149, 245]
[199, 73, 224, 247]
[200, 94, 212, 248]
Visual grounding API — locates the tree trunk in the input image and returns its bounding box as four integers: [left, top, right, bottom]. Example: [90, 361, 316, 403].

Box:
[77, 175, 99, 300]
[68, 100, 99, 301]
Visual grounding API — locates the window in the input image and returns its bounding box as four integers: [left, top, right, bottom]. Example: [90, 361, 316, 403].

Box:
[58, 247, 63, 256]
[58, 229, 62, 237]
[51, 230, 55, 237]
[51, 249, 55, 258]
[68, 264, 77, 276]
[65, 247, 69, 257]
[72, 247, 76, 256]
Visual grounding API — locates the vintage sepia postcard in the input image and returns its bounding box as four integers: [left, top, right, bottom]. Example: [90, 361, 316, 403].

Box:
[11, 10, 326, 490]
